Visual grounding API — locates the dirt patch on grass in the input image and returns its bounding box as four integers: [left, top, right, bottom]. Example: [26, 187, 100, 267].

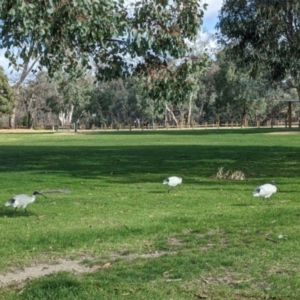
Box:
[0, 251, 174, 288]
[110, 250, 176, 261]
[0, 258, 91, 288]
[199, 269, 254, 287]
[167, 237, 184, 246]
[184, 269, 269, 300]
[185, 268, 273, 299]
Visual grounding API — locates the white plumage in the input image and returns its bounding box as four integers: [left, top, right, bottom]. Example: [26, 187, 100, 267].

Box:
[163, 176, 182, 192]
[253, 183, 277, 199]
[5, 191, 46, 216]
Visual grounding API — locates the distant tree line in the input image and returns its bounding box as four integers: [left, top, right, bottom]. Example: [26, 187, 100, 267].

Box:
[0, 55, 298, 129]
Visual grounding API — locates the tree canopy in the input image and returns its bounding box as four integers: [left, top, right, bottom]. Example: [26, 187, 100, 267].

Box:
[214, 51, 266, 123]
[47, 72, 94, 125]
[0, 67, 14, 114]
[217, 0, 300, 99]
[0, 0, 207, 81]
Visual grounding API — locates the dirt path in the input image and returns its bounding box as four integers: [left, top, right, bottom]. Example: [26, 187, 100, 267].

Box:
[0, 259, 91, 288]
[0, 251, 173, 288]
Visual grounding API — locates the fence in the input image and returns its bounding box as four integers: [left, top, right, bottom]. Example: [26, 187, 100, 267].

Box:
[88, 119, 300, 131]
[4, 119, 300, 131]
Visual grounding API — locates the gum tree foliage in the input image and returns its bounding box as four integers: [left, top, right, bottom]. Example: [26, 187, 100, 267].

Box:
[46, 72, 94, 126]
[214, 51, 296, 124]
[141, 54, 209, 109]
[0, 66, 14, 115]
[18, 72, 51, 128]
[217, 0, 300, 100]
[8, 43, 41, 129]
[196, 62, 219, 123]
[191, 31, 219, 123]
[213, 51, 265, 123]
[0, 0, 207, 84]
[140, 29, 212, 124]
[87, 77, 158, 126]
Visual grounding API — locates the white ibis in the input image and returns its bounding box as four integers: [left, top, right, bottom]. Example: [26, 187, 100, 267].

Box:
[5, 191, 47, 216]
[253, 182, 277, 199]
[163, 176, 183, 192]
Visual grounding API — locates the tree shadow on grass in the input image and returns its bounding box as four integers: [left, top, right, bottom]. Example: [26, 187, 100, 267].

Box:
[0, 139, 299, 185]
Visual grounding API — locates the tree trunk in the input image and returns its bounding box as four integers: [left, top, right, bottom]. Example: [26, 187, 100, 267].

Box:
[164, 107, 168, 126]
[9, 55, 40, 128]
[58, 104, 74, 126]
[198, 96, 205, 123]
[165, 104, 178, 125]
[67, 104, 74, 124]
[58, 112, 65, 126]
[9, 107, 16, 129]
[241, 104, 246, 127]
[297, 85, 300, 130]
[187, 95, 192, 126]
[297, 85, 300, 102]
[28, 111, 34, 129]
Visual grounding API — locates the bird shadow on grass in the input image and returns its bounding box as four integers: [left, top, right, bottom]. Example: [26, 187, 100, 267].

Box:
[231, 203, 255, 207]
[148, 190, 167, 194]
[0, 208, 37, 218]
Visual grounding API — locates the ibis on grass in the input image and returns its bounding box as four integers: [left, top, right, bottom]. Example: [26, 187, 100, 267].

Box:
[253, 182, 277, 200]
[5, 191, 47, 216]
[163, 176, 183, 192]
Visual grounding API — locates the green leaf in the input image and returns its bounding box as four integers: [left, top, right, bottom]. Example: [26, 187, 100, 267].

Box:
[4, 50, 10, 58]
[47, 7, 54, 14]
[8, 8, 15, 15]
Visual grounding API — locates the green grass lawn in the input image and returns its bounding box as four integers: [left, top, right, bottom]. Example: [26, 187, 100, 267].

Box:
[0, 128, 300, 299]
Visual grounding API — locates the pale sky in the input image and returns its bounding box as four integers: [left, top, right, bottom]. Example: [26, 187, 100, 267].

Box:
[203, 0, 223, 31]
[0, 0, 223, 77]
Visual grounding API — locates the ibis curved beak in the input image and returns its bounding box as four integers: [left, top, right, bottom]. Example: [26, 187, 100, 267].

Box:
[37, 192, 47, 198]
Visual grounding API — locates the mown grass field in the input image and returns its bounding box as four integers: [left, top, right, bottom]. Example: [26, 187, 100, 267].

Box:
[0, 128, 300, 299]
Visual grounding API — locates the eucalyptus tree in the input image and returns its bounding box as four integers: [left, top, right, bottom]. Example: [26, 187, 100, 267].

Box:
[213, 50, 294, 125]
[5, 37, 41, 128]
[213, 51, 265, 124]
[196, 61, 218, 123]
[141, 45, 210, 126]
[88, 77, 157, 126]
[17, 72, 51, 128]
[8, 58, 41, 128]
[217, 0, 300, 100]
[47, 73, 94, 126]
[258, 88, 294, 125]
[0, 0, 207, 79]
[0, 66, 14, 116]
[1, 0, 209, 127]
